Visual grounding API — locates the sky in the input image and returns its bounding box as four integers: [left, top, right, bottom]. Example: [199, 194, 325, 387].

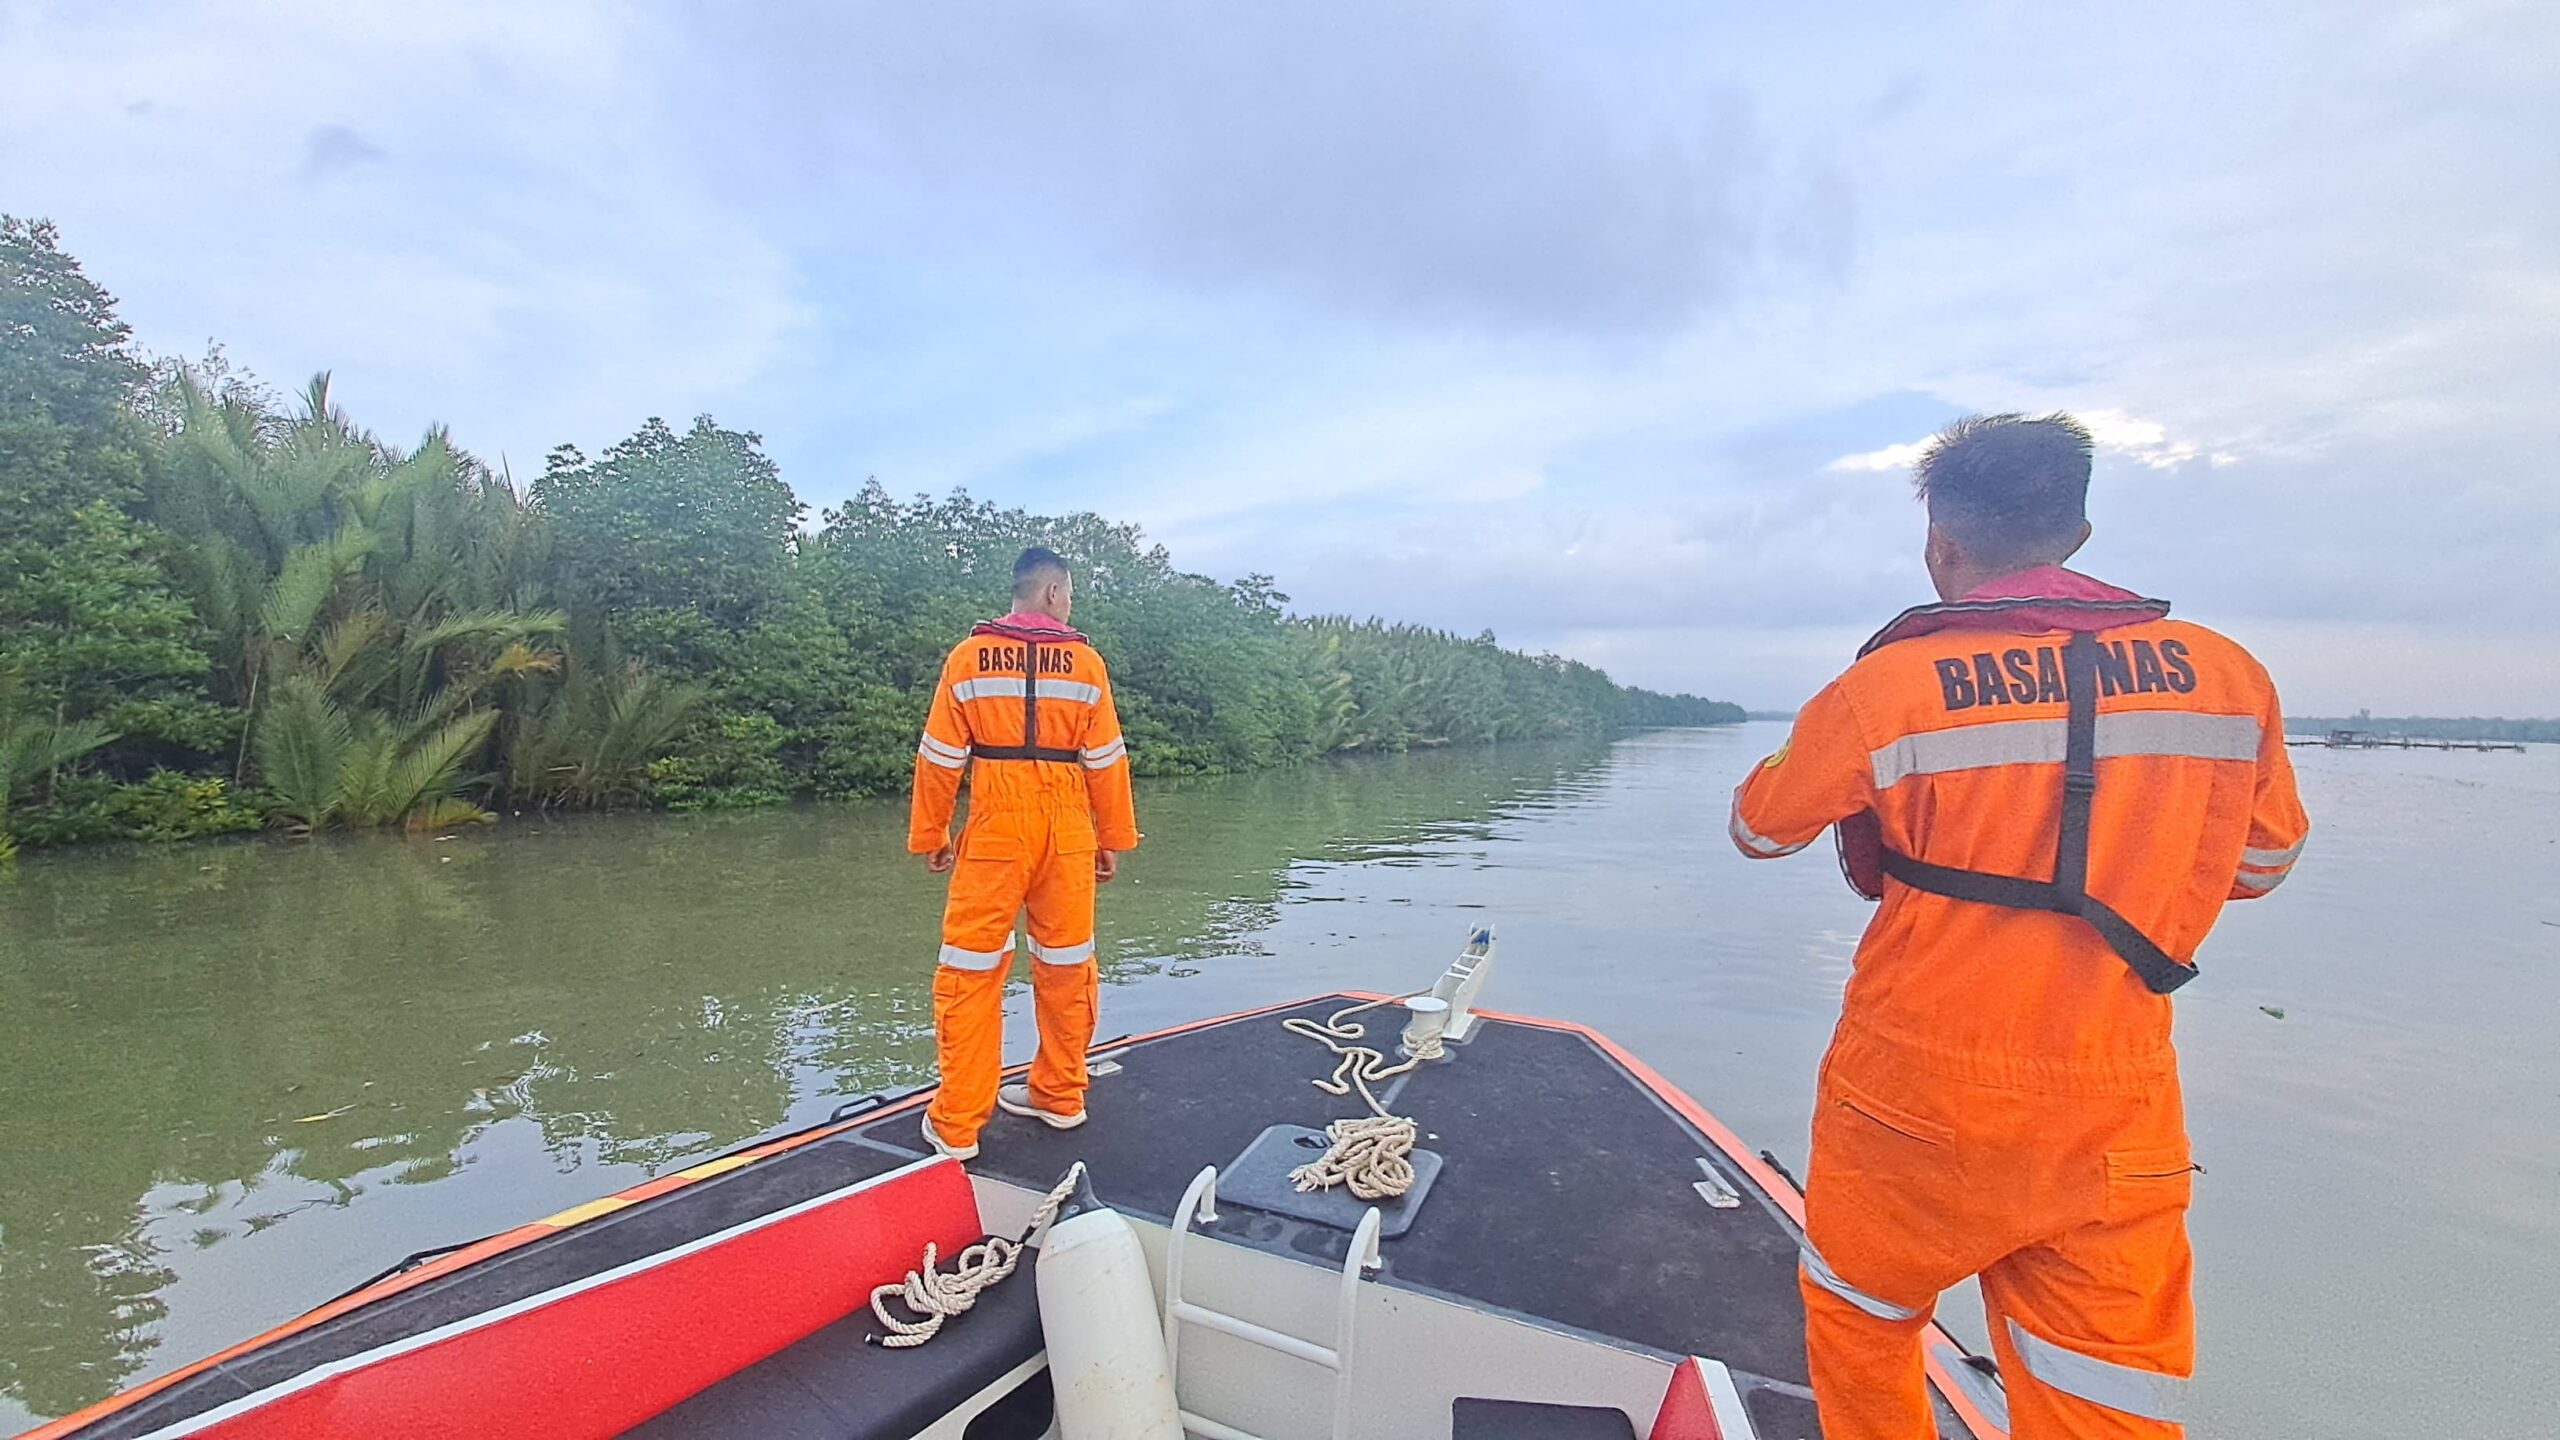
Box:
[5, 0, 2555, 713]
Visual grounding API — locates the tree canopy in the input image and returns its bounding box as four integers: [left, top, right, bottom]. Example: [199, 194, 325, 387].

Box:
[0, 220, 1743, 850]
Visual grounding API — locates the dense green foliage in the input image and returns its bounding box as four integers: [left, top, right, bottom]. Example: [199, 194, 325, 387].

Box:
[1, 219, 231, 791]
[0, 220, 1741, 849]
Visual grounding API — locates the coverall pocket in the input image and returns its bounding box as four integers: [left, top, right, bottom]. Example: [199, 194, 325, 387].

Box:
[1831, 1076, 1955, 1149]
[959, 829, 1023, 862]
[1051, 812, 1097, 855]
[2104, 1144, 2197, 1223]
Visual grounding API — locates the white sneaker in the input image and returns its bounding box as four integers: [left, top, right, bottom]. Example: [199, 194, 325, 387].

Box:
[997, 1084, 1087, 1130]
[921, 1111, 979, 1160]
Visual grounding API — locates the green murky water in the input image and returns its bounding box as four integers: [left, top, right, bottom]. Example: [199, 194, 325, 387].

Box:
[4, 725, 2554, 1438]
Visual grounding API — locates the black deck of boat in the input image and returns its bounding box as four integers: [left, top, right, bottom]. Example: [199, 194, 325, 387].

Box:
[847, 996, 1972, 1438]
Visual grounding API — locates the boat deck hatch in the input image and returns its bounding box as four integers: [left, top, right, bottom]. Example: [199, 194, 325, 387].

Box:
[1215, 1123, 1446, 1236]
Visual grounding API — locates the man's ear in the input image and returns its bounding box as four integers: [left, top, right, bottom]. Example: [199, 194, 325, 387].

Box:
[1923, 522, 1969, 602]
[2062, 519, 2093, 563]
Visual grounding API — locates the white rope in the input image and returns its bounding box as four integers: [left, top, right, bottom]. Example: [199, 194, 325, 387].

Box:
[1282, 994, 1437, 1200]
[868, 1161, 1086, 1348]
[1290, 1114, 1418, 1201]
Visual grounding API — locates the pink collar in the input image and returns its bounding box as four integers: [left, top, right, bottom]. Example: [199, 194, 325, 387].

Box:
[989, 610, 1076, 632]
[1859, 566, 2169, 657]
[972, 611, 1088, 644]
[1955, 565, 2145, 606]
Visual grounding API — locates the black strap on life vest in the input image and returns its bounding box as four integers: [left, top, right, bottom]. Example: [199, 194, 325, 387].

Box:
[968, 638, 1082, 764]
[1877, 631, 2199, 995]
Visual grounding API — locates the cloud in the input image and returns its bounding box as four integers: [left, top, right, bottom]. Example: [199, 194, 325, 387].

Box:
[0, 1, 807, 466]
[2076, 410, 2237, 470]
[1827, 440, 1930, 473]
[1825, 411, 2233, 479]
[1862, 75, 1926, 125]
[676, 2, 1846, 335]
[299, 123, 383, 179]
[5, 0, 2557, 717]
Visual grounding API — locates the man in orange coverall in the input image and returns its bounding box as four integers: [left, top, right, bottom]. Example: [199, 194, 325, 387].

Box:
[1731, 415, 2309, 1438]
[910, 546, 1140, 1160]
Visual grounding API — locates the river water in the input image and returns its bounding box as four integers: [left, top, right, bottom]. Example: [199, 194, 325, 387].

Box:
[2, 723, 2553, 1437]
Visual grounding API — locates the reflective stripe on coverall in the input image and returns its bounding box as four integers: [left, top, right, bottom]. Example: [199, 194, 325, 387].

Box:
[911, 616, 1140, 1149]
[1731, 567, 2310, 1439]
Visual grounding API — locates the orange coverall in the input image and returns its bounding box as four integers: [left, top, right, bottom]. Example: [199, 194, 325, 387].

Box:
[910, 618, 1140, 1149]
[1731, 569, 2308, 1438]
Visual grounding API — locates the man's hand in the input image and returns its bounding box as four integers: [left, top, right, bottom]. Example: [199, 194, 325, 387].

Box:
[923, 844, 956, 875]
[1095, 849, 1125, 883]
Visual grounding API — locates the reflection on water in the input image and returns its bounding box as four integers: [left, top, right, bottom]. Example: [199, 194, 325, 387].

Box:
[4, 727, 2556, 1439]
[0, 741, 1612, 1426]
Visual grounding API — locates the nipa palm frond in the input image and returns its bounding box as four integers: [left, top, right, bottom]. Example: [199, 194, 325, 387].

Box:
[0, 713, 118, 796]
[379, 709, 499, 827]
[597, 670, 700, 778]
[254, 676, 353, 832]
[313, 609, 390, 697]
[332, 722, 404, 827]
[260, 527, 376, 649]
[403, 607, 568, 657]
[487, 641, 562, 680]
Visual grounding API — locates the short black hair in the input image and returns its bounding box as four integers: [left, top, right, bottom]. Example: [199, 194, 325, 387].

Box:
[1011, 546, 1070, 601]
[1912, 413, 2093, 567]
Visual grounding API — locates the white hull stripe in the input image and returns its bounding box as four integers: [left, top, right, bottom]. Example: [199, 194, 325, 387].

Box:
[121, 1157, 949, 1440]
[1693, 1358, 1758, 1440]
[1030, 938, 1095, 966]
[1870, 711, 2262, 790]
[918, 733, 970, 762]
[1081, 739, 1127, 769]
[938, 938, 1012, 971]
[917, 743, 968, 770]
[2006, 1319, 2191, 1421]
[2234, 867, 2288, 894]
[1730, 805, 1808, 857]
[2242, 839, 2304, 868]
[1800, 1245, 1921, 1321]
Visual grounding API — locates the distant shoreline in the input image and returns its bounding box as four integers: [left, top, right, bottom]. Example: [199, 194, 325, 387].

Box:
[1744, 712, 2549, 743]
[2285, 717, 2556, 744]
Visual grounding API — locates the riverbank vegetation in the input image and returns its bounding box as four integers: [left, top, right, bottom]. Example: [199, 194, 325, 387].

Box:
[2285, 714, 2559, 744]
[0, 219, 1740, 850]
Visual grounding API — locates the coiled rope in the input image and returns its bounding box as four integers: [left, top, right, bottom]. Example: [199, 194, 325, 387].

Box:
[1281, 993, 1440, 1200]
[868, 1160, 1086, 1348]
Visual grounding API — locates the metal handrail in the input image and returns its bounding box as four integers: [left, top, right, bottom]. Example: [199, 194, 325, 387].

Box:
[1163, 1164, 1381, 1440]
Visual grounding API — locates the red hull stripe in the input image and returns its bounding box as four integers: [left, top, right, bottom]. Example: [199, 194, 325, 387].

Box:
[126, 1157, 977, 1440]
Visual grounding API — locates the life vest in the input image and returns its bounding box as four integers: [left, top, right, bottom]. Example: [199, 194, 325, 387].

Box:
[1835, 588, 2202, 995]
[962, 617, 1092, 764]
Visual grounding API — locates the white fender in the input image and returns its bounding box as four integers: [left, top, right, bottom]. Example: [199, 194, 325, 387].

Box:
[1035, 1172, 1183, 1440]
